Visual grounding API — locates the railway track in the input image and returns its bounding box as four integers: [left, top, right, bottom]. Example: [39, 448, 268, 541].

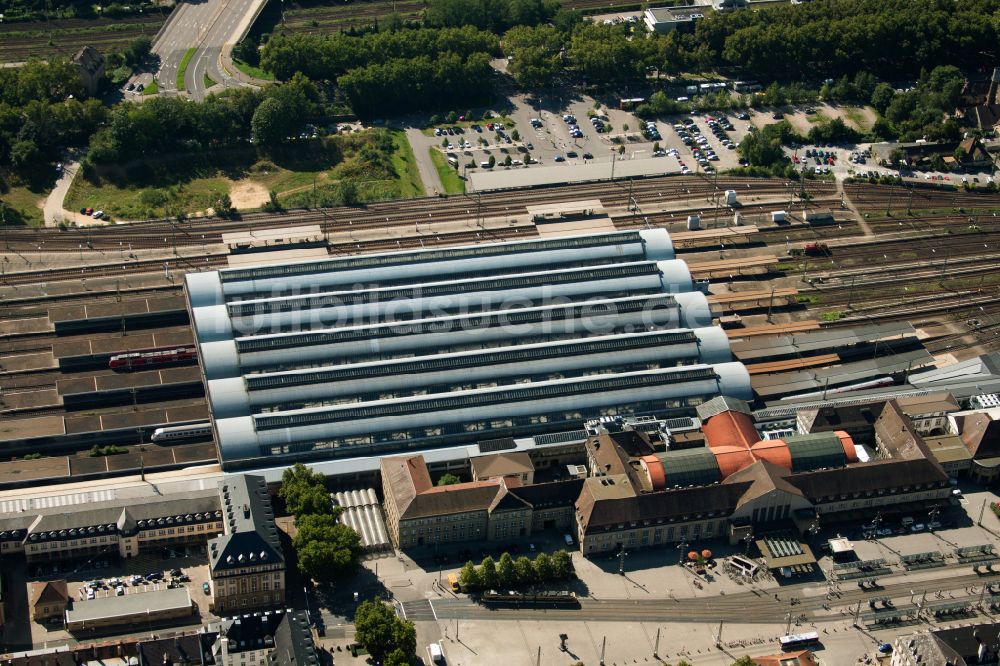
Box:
[0, 176, 830, 252]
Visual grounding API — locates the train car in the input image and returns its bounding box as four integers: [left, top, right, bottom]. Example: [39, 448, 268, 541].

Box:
[480, 590, 579, 607]
[780, 376, 895, 401]
[110, 347, 198, 371]
[151, 423, 213, 442]
[803, 242, 829, 256]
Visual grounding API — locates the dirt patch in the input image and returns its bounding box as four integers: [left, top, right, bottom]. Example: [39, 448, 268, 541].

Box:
[752, 104, 877, 135]
[229, 180, 270, 210]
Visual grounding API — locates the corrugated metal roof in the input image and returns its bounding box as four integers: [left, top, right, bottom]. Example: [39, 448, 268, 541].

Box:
[731, 322, 917, 361]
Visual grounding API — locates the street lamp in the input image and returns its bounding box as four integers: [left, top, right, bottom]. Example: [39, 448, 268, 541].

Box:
[677, 540, 689, 566]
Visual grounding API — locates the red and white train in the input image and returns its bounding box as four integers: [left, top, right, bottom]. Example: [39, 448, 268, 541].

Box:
[109, 347, 198, 371]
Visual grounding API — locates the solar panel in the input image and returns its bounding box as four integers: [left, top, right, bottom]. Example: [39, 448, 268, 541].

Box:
[245, 330, 699, 390]
[662, 417, 696, 430]
[533, 430, 588, 446]
[228, 262, 662, 317]
[255, 367, 719, 430]
[221, 232, 645, 283]
[477, 438, 517, 454]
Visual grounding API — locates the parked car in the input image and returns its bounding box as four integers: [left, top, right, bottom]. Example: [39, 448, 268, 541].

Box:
[203, 582, 211, 594]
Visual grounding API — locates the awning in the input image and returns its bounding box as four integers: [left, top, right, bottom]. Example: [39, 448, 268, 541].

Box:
[755, 534, 817, 569]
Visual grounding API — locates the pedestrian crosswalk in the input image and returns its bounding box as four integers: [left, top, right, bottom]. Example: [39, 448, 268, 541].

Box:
[400, 599, 436, 621]
[0, 488, 118, 515]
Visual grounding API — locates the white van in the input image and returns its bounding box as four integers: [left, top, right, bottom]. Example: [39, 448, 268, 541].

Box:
[480, 161, 493, 169]
[429, 643, 444, 663]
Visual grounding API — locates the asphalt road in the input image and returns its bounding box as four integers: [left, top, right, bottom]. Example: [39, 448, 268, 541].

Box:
[403, 564, 1000, 625]
[152, 0, 264, 99]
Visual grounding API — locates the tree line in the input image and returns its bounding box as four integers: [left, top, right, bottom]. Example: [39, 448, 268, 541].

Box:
[260, 26, 500, 82]
[85, 73, 317, 166]
[279, 464, 362, 582]
[458, 549, 575, 591]
[0, 59, 104, 184]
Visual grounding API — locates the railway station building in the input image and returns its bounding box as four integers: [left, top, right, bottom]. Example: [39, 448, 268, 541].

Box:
[185, 229, 753, 472]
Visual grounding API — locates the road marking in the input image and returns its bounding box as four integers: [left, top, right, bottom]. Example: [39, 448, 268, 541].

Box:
[429, 599, 438, 620]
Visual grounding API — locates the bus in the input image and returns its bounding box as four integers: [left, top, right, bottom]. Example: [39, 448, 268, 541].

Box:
[448, 573, 460, 592]
[779, 631, 820, 651]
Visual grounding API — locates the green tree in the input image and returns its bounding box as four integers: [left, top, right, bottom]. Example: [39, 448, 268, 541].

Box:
[730, 657, 756, 666]
[338, 179, 360, 206]
[533, 552, 554, 581]
[233, 38, 260, 66]
[488, 154, 496, 167]
[215, 192, 234, 218]
[870, 82, 896, 115]
[497, 552, 515, 588]
[437, 473, 461, 486]
[480, 556, 499, 589]
[385, 649, 410, 666]
[251, 97, 287, 146]
[9, 139, 41, 169]
[503, 25, 563, 88]
[279, 463, 333, 516]
[551, 550, 574, 580]
[514, 555, 535, 584]
[354, 601, 417, 663]
[293, 513, 362, 581]
[124, 36, 152, 67]
[459, 561, 481, 590]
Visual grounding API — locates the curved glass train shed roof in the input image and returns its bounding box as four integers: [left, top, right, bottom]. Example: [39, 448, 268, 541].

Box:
[184, 228, 750, 469]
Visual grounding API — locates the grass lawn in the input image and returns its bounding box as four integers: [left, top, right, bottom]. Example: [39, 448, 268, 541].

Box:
[141, 80, 159, 95]
[65, 172, 231, 221]
[390, 129, 425, 198]
[805, 112, 829, 124]
[66, 130, 425, 219]
[233, 59, 274, 81]
[842, 106, 873, 131]
[1, 184, 47, 227]
[204, 72, 217, 89]
[428, 149, 464, 195]
[176, 48, 196, 91]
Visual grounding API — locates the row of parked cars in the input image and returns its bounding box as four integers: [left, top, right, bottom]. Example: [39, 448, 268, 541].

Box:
[862, 516, 948, 538]
[80, 569, 193, 600]
[561, 114, 587, 139]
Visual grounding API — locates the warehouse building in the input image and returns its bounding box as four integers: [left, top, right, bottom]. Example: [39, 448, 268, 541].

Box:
[186, 230, 752, 471]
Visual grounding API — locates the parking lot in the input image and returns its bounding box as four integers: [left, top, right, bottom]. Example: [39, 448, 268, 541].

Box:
[2, 545, 215, 648]
[71, 562, 211, 605]
[414, 93, 755, 187]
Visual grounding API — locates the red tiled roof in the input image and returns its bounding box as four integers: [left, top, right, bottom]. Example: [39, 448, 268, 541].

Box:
[703, 410, 760, 451]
